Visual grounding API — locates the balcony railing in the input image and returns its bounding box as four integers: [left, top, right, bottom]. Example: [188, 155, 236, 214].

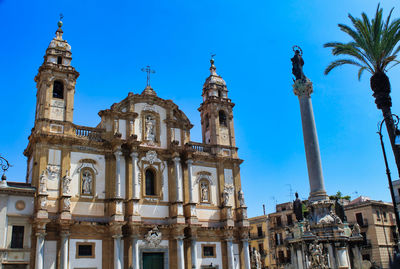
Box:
[186, 142, 212, 153]
[74, 125, 104, 142]
[250, 232, 266, 239]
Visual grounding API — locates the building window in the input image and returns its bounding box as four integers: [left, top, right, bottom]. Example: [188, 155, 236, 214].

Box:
[278, 250, 285, 264]
[76, 242, 95, 258]
[205, 114, 210, 130]
[199, 179, 210, 203]
[276, 216, 282, 227]
[287, 214, 293, 226]
[10, 226, 24, 248]
[57, 56, 62, 65]
[383, 211, 387, 221]
[355, 212, 364, 226]
[80, 168, 94, 195]
[219, 110, 227, 127]
[258, 243, 264, 254]
[376, 210, 381, 220]
[53, 80, 64, 99]
[257, 226, 263, 237]
[145, 169, 156, 196]
[202, 244, 216, 258]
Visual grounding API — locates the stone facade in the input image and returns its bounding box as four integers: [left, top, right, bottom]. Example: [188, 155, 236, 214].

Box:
[345, 196, 398, 269]
[18, 21, 250, 269]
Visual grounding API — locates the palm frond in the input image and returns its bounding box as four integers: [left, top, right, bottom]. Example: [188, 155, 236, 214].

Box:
[324, 59, 366, 75]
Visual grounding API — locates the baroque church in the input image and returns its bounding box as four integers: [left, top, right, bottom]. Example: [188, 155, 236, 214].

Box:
[3, 19, 251, 269]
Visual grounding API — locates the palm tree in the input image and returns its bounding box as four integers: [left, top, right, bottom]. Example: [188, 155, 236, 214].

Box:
[324, 4, 400, 239]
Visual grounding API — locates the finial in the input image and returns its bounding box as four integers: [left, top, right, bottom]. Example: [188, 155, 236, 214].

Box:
[58, 13, 64, 28]
[141, 65, 156, 87]
[210, 53, 217, 75]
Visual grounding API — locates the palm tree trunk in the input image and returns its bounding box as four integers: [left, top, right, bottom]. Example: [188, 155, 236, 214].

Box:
[371, 71, 400, 243]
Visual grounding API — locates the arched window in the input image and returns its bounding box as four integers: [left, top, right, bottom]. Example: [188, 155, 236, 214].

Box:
[205, 114, 210, 130]
[145, 169, 156, 196]
[57, 56, 62, 65]
[219, 110, 227, 127]
[80, 168, 94, 195]
[53, 80, 64, 99]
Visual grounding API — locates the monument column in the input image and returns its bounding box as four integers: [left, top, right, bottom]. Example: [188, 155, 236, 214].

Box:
[131, 236, 140, 269]
[174, 157, 183, 202]
[292, 48, 328, 202]
[191, 237, 198, 269]
[114, 150, 123, 198]
[226, 238, 235, 268]
[35, 232, 45, 269]
[113, 234, 123, 269]
[242, 238, 251, 269]
[176, 236, 185, 269]
[130, 152, 139, 199]
[60, 231, 70, 269]
[187, 159, 194, 203]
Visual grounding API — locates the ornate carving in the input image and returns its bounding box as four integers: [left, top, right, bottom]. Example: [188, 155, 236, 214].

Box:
[352, 223, 361, 236]
[73, 159, 98, 176]
[46, 164, 60, 181]
[222, 184, 234, 206]
[81, 169, 93, 195]
[251, 248, 262, 269]
[63, 197, 71, 211]
[238, 189, 245, 207]
[145, 115, 156, 142]
[309, 241, 328, 269]
[62, 170, 72, 195]
[144, 226, 162, 248]
[39, 170, 47, 193]
[293, 79, 313, 97]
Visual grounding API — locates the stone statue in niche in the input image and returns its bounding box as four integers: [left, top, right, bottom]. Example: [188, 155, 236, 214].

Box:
[39, 171, 47, 193]
[145, 115, 156, 142]
[201, 182, 209, 202]
[62, 170, 72, 195]
[81, 170, 93, 194]
[238, 189, 245, 207]
[222, 187, 230, 206]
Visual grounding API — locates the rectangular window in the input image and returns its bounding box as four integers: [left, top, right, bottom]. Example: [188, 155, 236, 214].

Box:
[287, 214, 293, 226]
[202, 244, 216, 258]
[10, 226, 24, 248]
[76, 242, 95, 258]
[276, 216, 282, 227]
[376, 210, 381, 220]
[383, 211, 387, 221]
[258, 243, 264, 253]
[257, 226, 263, 237]
[355, 213, 364, 226]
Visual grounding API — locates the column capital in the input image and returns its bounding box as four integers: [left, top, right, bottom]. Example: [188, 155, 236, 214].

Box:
[130, 152, 138, 159]
[293, 79, 313, 97]
[186, 159, 193, 165]
[35, 232, 46, 238]
[173, 156, 181, 163]
[175, 235, 185, 240]
[114, 149, 123, 159]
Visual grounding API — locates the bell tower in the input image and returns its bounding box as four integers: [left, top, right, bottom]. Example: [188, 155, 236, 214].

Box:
[198, 58, 236, 147]
[34, 18, 79, 131]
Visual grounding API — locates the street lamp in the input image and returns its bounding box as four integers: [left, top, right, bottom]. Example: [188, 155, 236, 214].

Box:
[378, 114, 400, 248]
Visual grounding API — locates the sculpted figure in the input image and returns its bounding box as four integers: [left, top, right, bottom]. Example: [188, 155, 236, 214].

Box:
[352, 223, 361, 236]
[145, 115, 156, 141]
[291, 48, 306, 81]
[39, 170, 47, 193]
[335, 198, 347, 222]
[201, 182, 209, 202]
[81, 170, 92, 194]
[222, 187, 230, 206]
[293, 192, 303, 221]
[238, 189, 246, 207]
[62, 170, 72, 195]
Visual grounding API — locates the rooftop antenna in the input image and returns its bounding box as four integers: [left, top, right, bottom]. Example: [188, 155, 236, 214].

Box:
[286, 184, 293, 200]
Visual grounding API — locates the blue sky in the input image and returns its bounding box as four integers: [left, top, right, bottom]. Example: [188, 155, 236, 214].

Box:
[1, 0, 400, 217]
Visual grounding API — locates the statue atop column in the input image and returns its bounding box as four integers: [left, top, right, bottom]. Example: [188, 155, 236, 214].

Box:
[291, 46, 306, 82]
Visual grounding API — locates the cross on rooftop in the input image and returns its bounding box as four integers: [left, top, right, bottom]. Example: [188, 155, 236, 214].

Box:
[141, 66, 156, 87]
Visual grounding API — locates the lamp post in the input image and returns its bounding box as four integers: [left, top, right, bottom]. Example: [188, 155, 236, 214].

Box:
[377, 114, 400, 245]
[0, 155, 11, 179]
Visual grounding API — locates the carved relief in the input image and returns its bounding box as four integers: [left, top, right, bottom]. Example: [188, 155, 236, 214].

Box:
[144, 226, 162, 248]
[141, 111, 160, 146]
[46, 164, 60, 181]
[62, 170, 72, 195]
[80, 168, 94, 196]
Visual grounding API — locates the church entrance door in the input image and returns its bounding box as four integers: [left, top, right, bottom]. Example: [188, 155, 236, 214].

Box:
[143, 252, 164, 269]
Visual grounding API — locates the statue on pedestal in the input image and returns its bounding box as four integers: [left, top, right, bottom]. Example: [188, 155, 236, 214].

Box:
[293, 192, 303, 221]
[291, 46, 306, 82]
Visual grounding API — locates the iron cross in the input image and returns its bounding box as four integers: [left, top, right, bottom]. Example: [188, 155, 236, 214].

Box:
[141, 66, 156, 87]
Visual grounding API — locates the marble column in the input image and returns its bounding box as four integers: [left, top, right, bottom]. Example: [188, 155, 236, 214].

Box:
[174, 157, 183, 202]
[327, 243, 336, 269]
[114, 235, 123, 269]
[114, 150, 123, 198]
[131, 237, 139, 269]
[187, 159, 194, 203]
[191, 238, 198, 269]
[293, 80, 328, 202]
[177, 237, 185, 269]
[130, 152, 139, 199]
[60, 232, 69, 269]
[227, 239, 235, 268]
[242, 239, 251, 269]
[35, 232, 45, 269]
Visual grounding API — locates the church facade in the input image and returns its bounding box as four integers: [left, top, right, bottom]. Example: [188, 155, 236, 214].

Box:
[22, 20, 251, 269]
